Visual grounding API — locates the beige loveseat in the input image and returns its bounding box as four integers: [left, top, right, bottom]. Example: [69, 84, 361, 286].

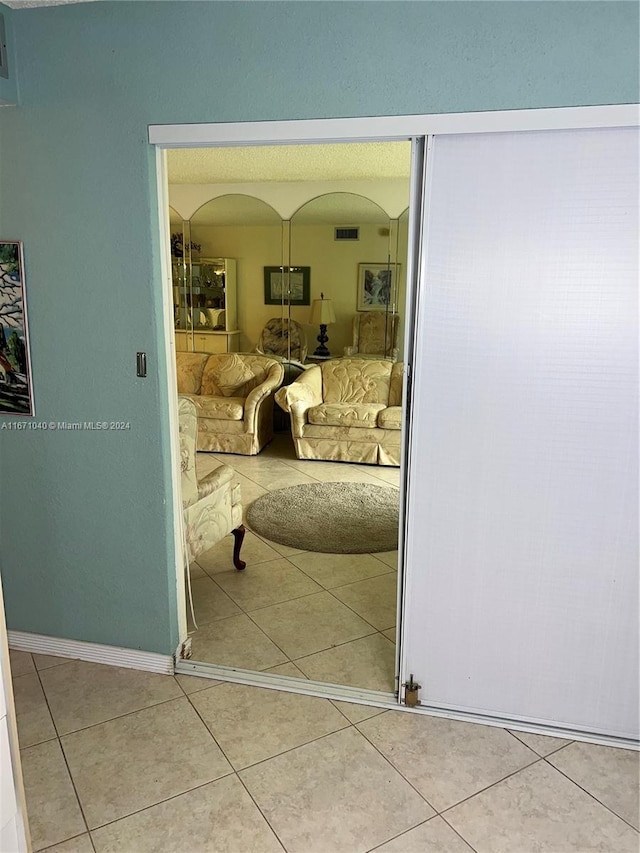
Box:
[176, 352, 284, 455]
[275, 358, 404, 466]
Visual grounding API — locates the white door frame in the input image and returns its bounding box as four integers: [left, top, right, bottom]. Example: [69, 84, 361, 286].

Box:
[151, 105, 639, 747]
[155, 148, 189, 649]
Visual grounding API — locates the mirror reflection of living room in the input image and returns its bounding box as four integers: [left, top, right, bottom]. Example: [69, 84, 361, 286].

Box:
[170, 142, 410, 693]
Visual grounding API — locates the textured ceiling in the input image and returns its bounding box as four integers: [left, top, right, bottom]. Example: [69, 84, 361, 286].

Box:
[167, 142, 412, 185]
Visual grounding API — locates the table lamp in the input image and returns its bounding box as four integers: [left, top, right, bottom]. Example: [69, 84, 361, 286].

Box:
[309, 292, 336, 357]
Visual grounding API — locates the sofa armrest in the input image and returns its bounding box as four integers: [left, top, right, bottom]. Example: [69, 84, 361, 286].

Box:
[243, 361, 285, 433]
[197, 461, 235, 500]
[276, 365, 323, 437]
[275, 365, 322, 413]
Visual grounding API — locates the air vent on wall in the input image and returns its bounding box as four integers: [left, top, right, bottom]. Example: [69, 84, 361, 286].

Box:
[334, 227, 359, 241]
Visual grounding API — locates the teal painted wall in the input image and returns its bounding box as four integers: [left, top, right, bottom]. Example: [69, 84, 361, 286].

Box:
[0, 3, 17, 105]
[0, 2, 637, 655]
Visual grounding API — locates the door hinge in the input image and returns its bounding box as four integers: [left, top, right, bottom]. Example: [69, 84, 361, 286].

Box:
[403, 673, 422, 707]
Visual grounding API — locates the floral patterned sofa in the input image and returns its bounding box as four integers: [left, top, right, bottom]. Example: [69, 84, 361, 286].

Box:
[176, 352, 284, 455]
[275, 358, 404, 466]
[179, 396, 245, 568]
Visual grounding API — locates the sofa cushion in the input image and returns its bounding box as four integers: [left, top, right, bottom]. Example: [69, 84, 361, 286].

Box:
[200, 354, 253, 397]
[192, 395, 245, 421]
[231, 354, 283, 397]
[321, 359, 393, 404]
[307, 402, 385, 429]
[377, 406, 402, 430]
[176, 353, 209, 395]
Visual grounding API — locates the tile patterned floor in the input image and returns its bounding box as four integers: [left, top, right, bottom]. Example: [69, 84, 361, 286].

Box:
[10, 434, 638, 851]
[9, 649, 639, 853]
[190, 433, 400, 693]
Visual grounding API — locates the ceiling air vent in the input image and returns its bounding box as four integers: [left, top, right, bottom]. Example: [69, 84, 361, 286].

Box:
[334, 227, 359, 241]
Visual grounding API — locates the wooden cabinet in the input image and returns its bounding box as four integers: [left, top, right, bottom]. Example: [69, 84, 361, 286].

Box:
[174, 330, 241, 354]
[172, 257, 240, 353]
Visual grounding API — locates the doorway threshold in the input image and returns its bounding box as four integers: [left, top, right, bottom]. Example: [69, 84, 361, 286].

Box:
[175, 659, 639, 750]
[175, 658, 399, 710]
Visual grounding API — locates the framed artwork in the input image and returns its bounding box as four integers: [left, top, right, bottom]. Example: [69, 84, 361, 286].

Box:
[264, 266, 310, 306]
[357, 263, 399, 311]
[0, 241, 34, 415]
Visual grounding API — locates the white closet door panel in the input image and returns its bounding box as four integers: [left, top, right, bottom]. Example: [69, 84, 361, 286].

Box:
[404, 127, 638, 737]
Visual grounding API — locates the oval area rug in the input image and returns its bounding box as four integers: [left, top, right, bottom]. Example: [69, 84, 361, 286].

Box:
[246, 482, 399, 554]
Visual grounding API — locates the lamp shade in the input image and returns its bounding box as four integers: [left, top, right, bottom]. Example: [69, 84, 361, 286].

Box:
[309, 295, 336, 325]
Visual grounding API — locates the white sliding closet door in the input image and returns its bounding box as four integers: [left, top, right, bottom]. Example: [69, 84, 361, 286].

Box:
[402, 127, 639, 738]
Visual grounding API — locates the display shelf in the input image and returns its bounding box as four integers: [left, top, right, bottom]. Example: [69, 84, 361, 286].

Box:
[172, 257, 239, 352]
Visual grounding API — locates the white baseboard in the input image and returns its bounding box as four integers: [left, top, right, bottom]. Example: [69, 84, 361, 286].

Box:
[8, 631, 174, 675]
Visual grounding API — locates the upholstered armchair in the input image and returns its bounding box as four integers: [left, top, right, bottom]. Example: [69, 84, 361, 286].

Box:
[179, 396, 245, 569]
[344, 312, 399, 361]
[256, 317, 308, 367]
[176, 352, 284, 455]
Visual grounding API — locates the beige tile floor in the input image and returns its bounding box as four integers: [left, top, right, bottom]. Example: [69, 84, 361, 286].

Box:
[9, 648, 640, 853]
[190, 432, 400, 693]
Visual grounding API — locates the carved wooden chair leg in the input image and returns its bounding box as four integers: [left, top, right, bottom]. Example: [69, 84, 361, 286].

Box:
[232, 524, 246, 570]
